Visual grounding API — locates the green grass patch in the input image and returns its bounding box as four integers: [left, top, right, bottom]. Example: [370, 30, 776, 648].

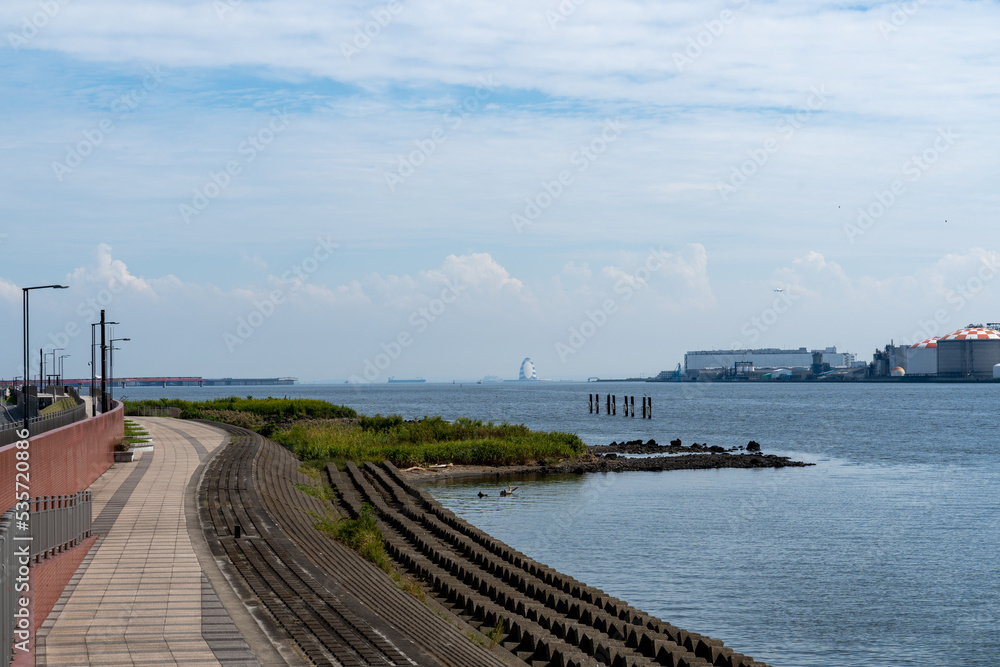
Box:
[467, 618, 506, 650]
[271, 415, 586, 467]
[294, 480, 337, 503]
[123, 397, 357, 431]
[314, 504, 392, 573]
[123, 419, 151, 444]
[486, 618, 506, 649]
[40, 396, 77, 415]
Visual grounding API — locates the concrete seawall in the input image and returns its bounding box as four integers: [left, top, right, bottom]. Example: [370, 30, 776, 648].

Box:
[199, 422, 511, 666]
[199, 422, 772, 666]
[332, 460, 772, 667]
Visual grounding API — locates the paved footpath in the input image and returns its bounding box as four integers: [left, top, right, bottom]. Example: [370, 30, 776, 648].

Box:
[37, 418, 285, 666]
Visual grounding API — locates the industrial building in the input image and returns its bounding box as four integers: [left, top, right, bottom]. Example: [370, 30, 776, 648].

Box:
[888, 337, 938, 376]
[876, 324, 1000, 379]
[936, 326, 1000, 379]
[684, 347, 855, 376]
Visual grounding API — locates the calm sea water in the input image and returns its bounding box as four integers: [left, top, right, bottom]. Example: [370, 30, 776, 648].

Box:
[124, 382, 1000, 666]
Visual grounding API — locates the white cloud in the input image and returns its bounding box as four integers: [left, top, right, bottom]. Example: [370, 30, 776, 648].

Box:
[67, 244, 154, 295]
[4, 0, 998, 122]
[2, 0, 999, 380]
[0, 277, 19, 302]
[3, 243, 1000, 380]
[240, 250, 268, 272]
[598, 243, 714, 309]
[426, 252, 525, 295]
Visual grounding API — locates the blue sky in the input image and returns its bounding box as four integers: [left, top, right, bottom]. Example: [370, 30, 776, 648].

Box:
[2, 0, 999, 382]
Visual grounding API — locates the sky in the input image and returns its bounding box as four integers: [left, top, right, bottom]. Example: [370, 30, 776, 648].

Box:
[1, 0, 999, 383]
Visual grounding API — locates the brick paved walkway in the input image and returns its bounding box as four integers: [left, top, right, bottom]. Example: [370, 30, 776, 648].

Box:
[37, 418, 271, 666]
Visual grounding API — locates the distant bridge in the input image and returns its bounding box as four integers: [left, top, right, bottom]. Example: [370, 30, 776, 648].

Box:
[0, 377, 297, 388]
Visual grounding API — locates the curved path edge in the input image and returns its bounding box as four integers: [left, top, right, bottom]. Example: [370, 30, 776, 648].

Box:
[197, 421, 510, 667]
[195, 419, 773, 667]
[183, 423, 304, 667]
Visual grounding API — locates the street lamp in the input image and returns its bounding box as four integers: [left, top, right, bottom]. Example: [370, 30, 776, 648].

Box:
[22, 284, 69, 431]
[91, 319, 118, 416]
[50, 347, 64, 391]
[59, 354, 70, 388]
[109, 338, 130, 402]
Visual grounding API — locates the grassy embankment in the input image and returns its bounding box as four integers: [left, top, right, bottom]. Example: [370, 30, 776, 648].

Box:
[124, 396, 356, 430]
[39, 396, 77, 415]
[273, 414, 587, 469]
[123, 398, 586, 469]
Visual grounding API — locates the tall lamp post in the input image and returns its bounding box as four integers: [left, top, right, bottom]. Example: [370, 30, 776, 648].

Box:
[109, 338, 130, 402]
[22, 284, 69, 431]
[50, 347, 64, 392]
[91, 318, 118, 416]
[59, 354, 70, 387]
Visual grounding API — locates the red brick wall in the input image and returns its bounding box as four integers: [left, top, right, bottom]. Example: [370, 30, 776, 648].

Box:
[31, 535, 98, 633]
[0, 401, 122, 510]
[1, 405, 123, 661]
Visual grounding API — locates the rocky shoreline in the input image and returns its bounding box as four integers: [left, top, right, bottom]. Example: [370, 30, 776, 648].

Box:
[593, 437, 751, 455]
[402, 438, 813, 483]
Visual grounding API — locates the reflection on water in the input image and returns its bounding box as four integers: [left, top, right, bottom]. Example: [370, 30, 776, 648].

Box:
[425, 460, 1000, 667]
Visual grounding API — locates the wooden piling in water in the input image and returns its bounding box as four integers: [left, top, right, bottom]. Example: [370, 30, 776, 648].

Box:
[630, 396, 635, 417]
[606, 394, 610, 414]
[647, 397, 652, 419]
[612, 395, 616, 415]
[642, 397, 646, 419]
[589, 394, 593, 413]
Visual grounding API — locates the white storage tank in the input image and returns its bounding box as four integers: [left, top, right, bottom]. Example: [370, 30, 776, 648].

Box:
[936, 327, 1000, 379]
[907, 337, 938, 375]
[994, 363, 1000, 379]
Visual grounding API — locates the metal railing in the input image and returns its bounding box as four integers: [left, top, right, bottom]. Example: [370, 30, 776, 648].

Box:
[0, 389, 89, 447]
[30, 492, 93, 562]
[0, 491, 94, 665]
[0, 509, 16, 667]
[126, 405, 180, 418]
[0, 403, 87, 447]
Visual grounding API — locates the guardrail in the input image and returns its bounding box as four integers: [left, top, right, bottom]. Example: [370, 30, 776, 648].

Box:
[30, 492, 93, 563]
[0, 490, 93, 665]
[0, 508, 16, 667]
[0, 403, 88, 447]
[126, 406, 180, 418]
[0, 388, 90, 447]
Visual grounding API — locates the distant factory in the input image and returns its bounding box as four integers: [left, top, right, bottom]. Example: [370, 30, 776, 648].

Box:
[874, 324, 1000, 380]
[683, 346, 858, 380]
[662, 325, 1000, 383]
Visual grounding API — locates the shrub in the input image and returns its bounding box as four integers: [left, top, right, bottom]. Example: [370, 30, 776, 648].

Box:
[315, 504, 392, 573]
[123, 397, 357, 424]
[272, 415, 586, 467]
